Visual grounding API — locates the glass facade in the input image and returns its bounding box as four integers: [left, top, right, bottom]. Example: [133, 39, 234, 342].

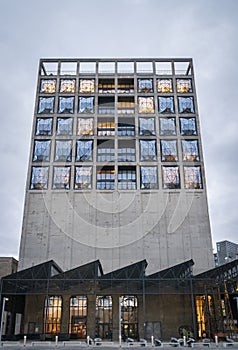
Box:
[31, 59, 203, 191]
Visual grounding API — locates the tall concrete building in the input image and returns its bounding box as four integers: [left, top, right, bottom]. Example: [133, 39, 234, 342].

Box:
[18, 58, 214, 275]
[216, 240, 238, 265]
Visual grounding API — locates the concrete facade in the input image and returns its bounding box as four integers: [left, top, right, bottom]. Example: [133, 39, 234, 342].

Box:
[0, 257, 18, 279]
[18, 58, 214, 275]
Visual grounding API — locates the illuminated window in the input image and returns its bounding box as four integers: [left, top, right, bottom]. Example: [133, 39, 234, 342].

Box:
[38, 97, 54, 114]
[69, 296, 87, 339]
[97, 167, 115, 190]
[40, 79, 56, 93]
[118, 78, 134, 94]
[162, 166, 180, 189]
[79, 79, 95, 93]
[60, 79, 76, 93]
[55, 140, 72, 162]
[33, 140, 51, 162]
[161, 140, 178, 162]
[30, 167, 49, 190]
[75, 167, 92, 189]
[35, 118, 52, 136]
[184, 166, 202, 189]
[78, 97, 94, 114]
[176, 79, 192, 93]
[118, 166, 136, 190]
[158, 97, 174, 114]
[98, 97, 115, 114]
[180, 117, 197, 136]
[138, 97, 154, 113]
[140, 166, 158, 189]
[76, 140, 93, 162]
[118, 140, 136, 162]
[157, 79, 173, 93]
[44, 296, 62, 334]
[178, 97, 194, 113]
[118, 97, 135, 114]
[58, 97, 74, 114]
[56, 118, 73, 135]
[181, 140, 199, 161]
[95, 296, 112, 340]
[139, 118, 155, 136]
[118, 118, 135, 136]
[98, 79, 115, 93]
[138, 79, 153, 93]
[77, 118, 94, 136]
[97, 140, 114, 162]
[140, 140, 157, 161]
[53, 167, 70, 189]
[159, 117, 176, 136]
[120, 296, 138, 340]
[97, 118, 115, 136]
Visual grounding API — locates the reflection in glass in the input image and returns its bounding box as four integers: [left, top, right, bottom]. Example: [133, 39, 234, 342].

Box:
[55, 140, 72, 162]
[180, 117, 197, 136]
[38, 97, 54, 114]
[97, 167, 115, 190]
[176, 79, 192, 93]
[184, 166, 202, 189]
[78, 118, 94, 135]
[157, 79, 173, 93]
[53, 167, 70, 189]
[158, 97, 174, 114]
[30, 167, 49, 190]
[118, 167, 136, 190]
[138, 79, 153, 93]
[161, 140, 178, 162]
[60, 79, 76, 93]
[140, 140, 157, 161]
[56, 118, 73, 135]
[78, 97, 94, 114]
[75, 167, 92, 189]
[35, 118, 52, 136]
[33, 140, 51, 162]
[162, 166, 180, 189]
[139, 118, 155, 136]
[76, 140, 93, 162]
[58, 97, 74, 113]
[138, 97, 154, 113]
[178, 97, 194, 113]
[140, 166, 158, 189]
[182, 140, 199, 161]
[159, 118, 176, 136]
[79, 79, 95, 93]
[40, 79, 56, 93]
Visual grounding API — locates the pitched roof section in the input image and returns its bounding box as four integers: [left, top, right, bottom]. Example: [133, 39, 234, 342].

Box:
[100, 260, 148, 280]
[52, 260, 103, 280]
[146, 259, 194, 279]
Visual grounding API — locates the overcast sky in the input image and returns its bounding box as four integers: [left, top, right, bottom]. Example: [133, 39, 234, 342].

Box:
[0, 0, 237, 258]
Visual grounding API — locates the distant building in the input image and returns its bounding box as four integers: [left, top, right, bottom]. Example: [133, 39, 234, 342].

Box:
[0, 257, 18, 279]
[216, 240, 238, 265]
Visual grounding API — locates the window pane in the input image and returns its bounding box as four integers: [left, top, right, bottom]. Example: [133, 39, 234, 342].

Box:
[40, 79, 56, 93]
[162, 166, 180, 189]
[178, 97, 195, 113]
[75, 167, 92, 189]
[138, 97, 154, 113]
[35, 118, 52, 136]
[138, 79, 153, 93]
[38, 97, 54, 114]
[159, 118, 176, 136]
[97, 141, 115, 162]
[55, 140, 72, 162]
[53, 167, 70, 189]
[78, 97, 94, 114]
[69, 296, 87, 338]
[76, 140, 93, 162]
[161, 140, 178, 162]
[56, 118, 73, 135]
[118, 167, 136, 190]
[140, 140, 157, 161]
[60, 79, 76, 93]
[180, 117, 197, 136]
[140, 167, 158, 189]
[30, 167, 49, 190]
[158, 97, 174, 114]
[184, 166, 202, 189]
[77, 118, 94, 135]
[33, 140, 51, 162]
[58, 97, 74, 113]
[97, 167, 115, 190]
[176, 79, 192, 93]
[44, 296, 62, 334]
[157, 79, 173, 93]
[139, 118, 155, 136]
[79, 79, 95, 93]
[182, 140, 199, 161]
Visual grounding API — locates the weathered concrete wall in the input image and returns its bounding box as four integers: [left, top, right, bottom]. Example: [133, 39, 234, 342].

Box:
[0, 257, 18, 278]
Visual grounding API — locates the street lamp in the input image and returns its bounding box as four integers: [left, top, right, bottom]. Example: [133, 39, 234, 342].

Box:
[0, 297, 9, 343]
